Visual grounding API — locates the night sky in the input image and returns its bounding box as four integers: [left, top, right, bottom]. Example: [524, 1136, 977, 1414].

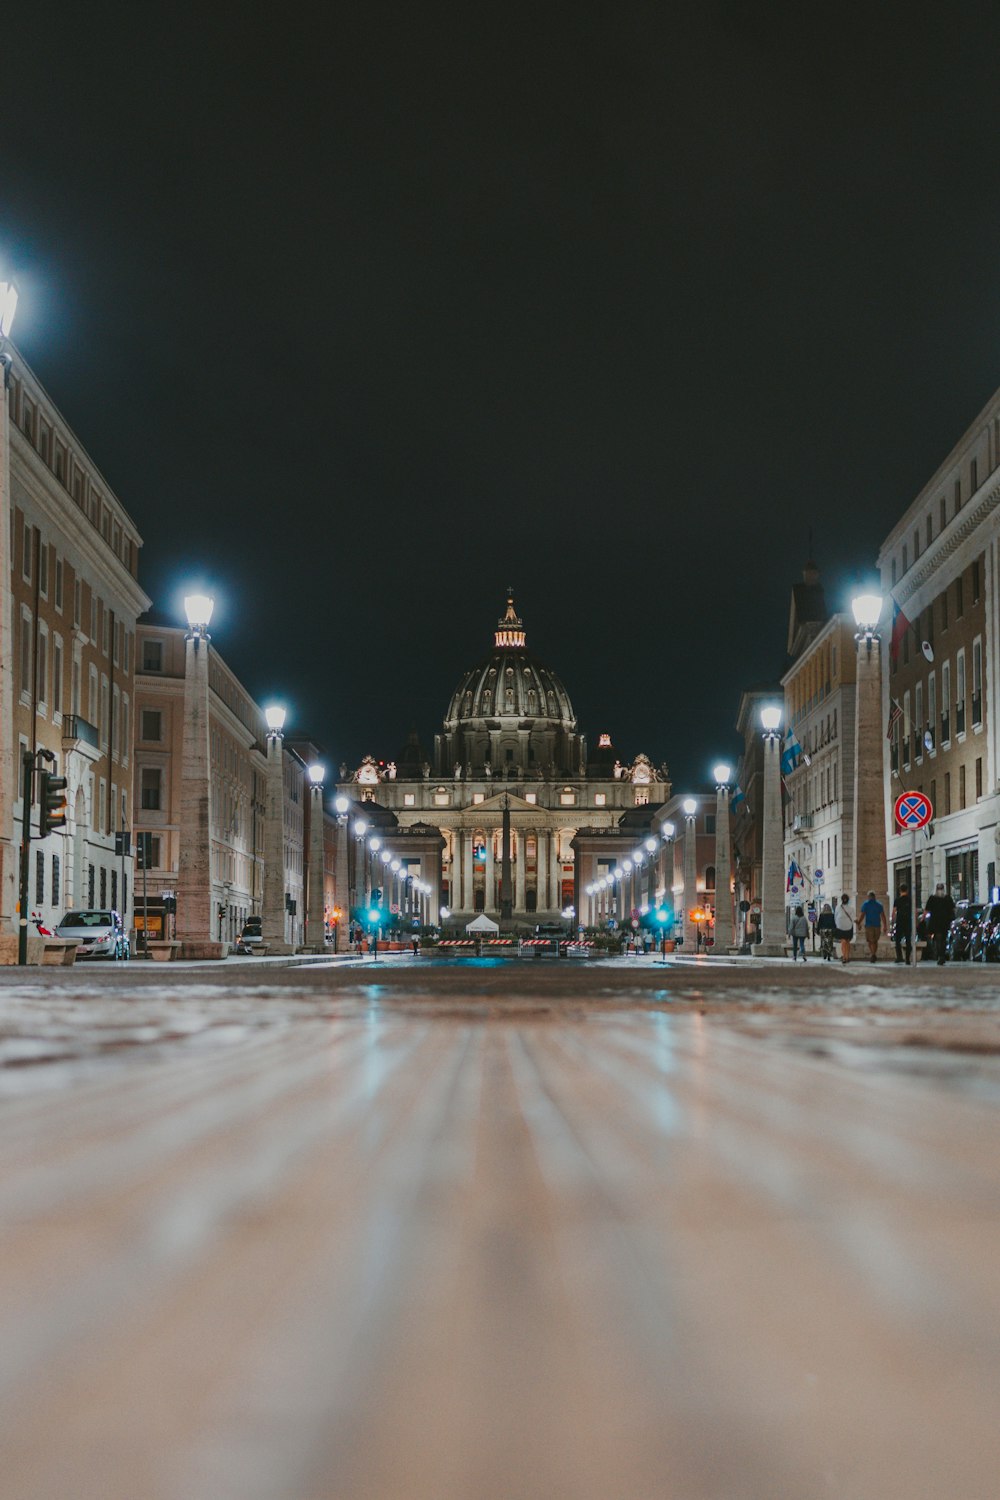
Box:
[5, 2, 1000, 788]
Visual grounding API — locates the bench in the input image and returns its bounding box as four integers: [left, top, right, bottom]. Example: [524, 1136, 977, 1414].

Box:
[143, 941, 183, 962]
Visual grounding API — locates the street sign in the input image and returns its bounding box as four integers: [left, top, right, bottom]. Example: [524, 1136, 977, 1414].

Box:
[894, 791, 933, 830]
[631, 908, 640, 920]
[161, 889, 175, 900]
[814, 868, 824, 882]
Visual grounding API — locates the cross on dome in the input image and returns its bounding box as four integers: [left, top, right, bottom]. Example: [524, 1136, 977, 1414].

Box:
[494, 589, 526, 649]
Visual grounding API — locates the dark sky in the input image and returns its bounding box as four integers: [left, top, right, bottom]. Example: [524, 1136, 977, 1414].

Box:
[4, 2, 1000, 787]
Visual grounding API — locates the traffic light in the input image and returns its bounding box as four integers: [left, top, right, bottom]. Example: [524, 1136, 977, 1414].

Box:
[136, 832, 152, 869]
[39, 771, 68, 836]
[114, 831, 131, 857]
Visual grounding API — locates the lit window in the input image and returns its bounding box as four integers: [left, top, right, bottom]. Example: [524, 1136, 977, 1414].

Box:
[595, 793, 606, 806]
[560, 790, 576, 806]
[525, 792, 537, 804]
[473, 792, 485, 804]
[403, 793, 415, 806]
[434, 792, 450, 807]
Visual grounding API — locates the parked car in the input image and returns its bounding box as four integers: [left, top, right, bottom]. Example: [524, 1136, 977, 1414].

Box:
[946, 901, 985, 961]
[970, 904, 1000, 963]
[55, 909, 129, 960]
[235, 916, 264, 954]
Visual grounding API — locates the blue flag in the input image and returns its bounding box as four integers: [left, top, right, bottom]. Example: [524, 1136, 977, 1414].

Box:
[731, 784, 746, 813]
[781, 731, 802, 775]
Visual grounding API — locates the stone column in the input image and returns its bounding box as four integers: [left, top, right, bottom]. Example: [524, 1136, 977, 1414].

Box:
[307, 781, 325, 952]
[550, 834, 562, 913]
[177, 629, 224, 958]
[852, 631, 890, 927]
[537, 829, 549, 911]
[334, 816, 349, 952]
[463, 831, 474, 913]
[484, 831, 494, 912]
[754, 733, 786, 956]
[714, 783, 734, 952]
[682, 812, 698, 951]
[0, 365, 14, 932]
[262, 731, 293, 952]
[515, 827, 526, 915]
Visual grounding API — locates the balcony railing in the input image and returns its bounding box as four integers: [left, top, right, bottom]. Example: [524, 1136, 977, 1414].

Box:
[61, 715, 100, 750]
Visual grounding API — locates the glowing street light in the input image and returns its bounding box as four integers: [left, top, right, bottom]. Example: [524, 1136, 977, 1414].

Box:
[0, 278, 17, 340]
[755, 703, 785, 955]
[264, 704, 286, 733]
[851, 593, 883, 633]
[183, 593, 214, 634]
[712, 761, 734, 953]
[307, 762, 325, 786]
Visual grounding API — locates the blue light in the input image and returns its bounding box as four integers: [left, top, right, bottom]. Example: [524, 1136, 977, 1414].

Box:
[654, 907, 671, 925]
[368, 908, 380, 923]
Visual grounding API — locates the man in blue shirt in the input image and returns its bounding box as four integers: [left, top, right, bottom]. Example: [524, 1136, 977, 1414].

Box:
[860, 890, 887, 962]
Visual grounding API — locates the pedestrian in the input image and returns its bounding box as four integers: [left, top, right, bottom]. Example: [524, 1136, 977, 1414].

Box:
[892, 884, 913, 965]
[925, 882, 956, 965]
[834, 893, 856, 964]
[790, 905, 809, 962]
[411, 935, 419, 956]
[816, 901, 837, 960]
[860, 889, 887, 962]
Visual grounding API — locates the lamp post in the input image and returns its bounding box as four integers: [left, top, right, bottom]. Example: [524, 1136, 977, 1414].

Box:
[753, 705, 786, 956]
[712, 762, 734, 954]
[852, 592, 889, 944]
[644, 837, 658, 910]
[0, 275, 17, 935]
[176, 594, 222, 958]
[306, 762, 326, 952]
[262, 703, 293, 953]
[682, 798, 698, 952]
[660, 819, 676, 931]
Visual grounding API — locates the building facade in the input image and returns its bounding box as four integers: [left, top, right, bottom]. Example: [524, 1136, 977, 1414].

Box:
[134, 622, 309, 948]
[339, 596, 672, 928]
[3, 349, 150, 935]
[878, 388, 1000, 907]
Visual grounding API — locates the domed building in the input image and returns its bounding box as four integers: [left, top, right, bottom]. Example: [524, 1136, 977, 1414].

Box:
[339, 594, 672, 927]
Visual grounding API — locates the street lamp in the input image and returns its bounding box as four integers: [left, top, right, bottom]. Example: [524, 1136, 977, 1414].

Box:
[261, 702, 292, 952]
[851, 590, 889, 945]
[183, 593, 214, 636]
[753, 703, 786, 956]
[712, 762, 734, 954]
[682, 798, 698, 951]
[0, 279, 17, 341]
[333, 795, 350, 951]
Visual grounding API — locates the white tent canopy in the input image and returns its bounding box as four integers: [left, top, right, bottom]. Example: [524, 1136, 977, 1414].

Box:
[465, 914, 500, 934]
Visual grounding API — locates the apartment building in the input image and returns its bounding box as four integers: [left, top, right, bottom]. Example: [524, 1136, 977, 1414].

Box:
[4, 351, 150, 932]
[878, 389, 1000, 905]
[782, 614, 858, 916]
[134, 622, 308, 947]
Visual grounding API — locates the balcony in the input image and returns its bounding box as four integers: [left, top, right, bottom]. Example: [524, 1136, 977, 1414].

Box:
[62, 715, 101, 762]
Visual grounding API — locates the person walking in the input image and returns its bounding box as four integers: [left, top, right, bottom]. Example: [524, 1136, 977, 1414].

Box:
[790, 905, 809, 962]
[892, 885, 913, 965]
[834, 893, 856, 964]
[860, 890, 887, 962]
[926, 882, 956, 965]
[816, 901, 837, 960]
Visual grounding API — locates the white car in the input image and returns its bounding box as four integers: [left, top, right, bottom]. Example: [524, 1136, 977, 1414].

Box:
[55, 909, 129, 960]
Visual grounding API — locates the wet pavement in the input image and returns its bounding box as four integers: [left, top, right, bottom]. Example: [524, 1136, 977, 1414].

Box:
[0, 957, 998, 1498]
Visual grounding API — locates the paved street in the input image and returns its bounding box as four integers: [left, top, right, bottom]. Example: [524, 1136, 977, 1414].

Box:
[0, 957, 999, 1499]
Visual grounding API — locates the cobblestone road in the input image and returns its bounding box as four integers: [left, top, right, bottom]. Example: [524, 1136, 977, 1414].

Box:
[0, 956, 998, 1499]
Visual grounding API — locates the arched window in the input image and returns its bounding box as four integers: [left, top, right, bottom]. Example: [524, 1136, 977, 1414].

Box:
[705, 864, 716, 890]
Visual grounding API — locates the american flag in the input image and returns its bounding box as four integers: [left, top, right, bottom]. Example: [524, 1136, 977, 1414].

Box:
[886, 699, 903, 740]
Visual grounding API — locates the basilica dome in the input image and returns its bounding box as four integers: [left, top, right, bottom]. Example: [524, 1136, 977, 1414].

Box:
[436, 595, 584, 777]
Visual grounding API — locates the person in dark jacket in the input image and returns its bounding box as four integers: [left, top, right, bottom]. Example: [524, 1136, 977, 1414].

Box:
[892, 885, 913, 965]
[816, 902, 837, 960]
[925, 883, 956, 965]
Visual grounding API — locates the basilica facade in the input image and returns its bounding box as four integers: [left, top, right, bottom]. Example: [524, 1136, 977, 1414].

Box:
[339, 596, 671, 926]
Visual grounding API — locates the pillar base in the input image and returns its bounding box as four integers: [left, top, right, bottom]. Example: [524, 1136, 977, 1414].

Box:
[263, 941, 297, 956]
[751, 942, 787, 958]
[179, 940, 230, 961]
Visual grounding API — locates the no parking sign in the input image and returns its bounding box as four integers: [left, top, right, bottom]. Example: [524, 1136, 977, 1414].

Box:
[894, 791, 932, 830]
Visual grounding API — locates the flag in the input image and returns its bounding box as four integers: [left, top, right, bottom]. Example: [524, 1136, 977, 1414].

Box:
[781, 731, 803, 775]
[731, 784, 746, 813]
[887, 698, 903, 740]
[786, 861, 797, 892]
[890, 598, 911, 666]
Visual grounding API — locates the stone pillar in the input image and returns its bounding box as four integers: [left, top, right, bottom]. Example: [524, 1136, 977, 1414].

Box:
[515, 827, 526, 915]
[852, 632, 890, 921]
[306, 782, 326, 952]
[262, 732, 293, 952]
[682, 813, 698, 951]
[714, 784, 734, 952]
[537, 829, 549, 911]
[754, 733, 786, 956]
[0, 368, 14, 932]
[177, 630, 225, 958]
[334, 816, 349, 952]
[550, 834, 562, 913]
[463, 831, 474, 913]
[484, 831, 494, 912]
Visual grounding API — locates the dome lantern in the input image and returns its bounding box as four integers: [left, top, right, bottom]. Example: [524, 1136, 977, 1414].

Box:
[494, 589, 526, 650]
